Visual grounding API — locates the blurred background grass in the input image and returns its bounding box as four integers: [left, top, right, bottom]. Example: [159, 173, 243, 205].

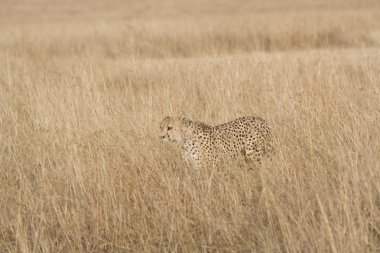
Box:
[0, 0, 380, 252]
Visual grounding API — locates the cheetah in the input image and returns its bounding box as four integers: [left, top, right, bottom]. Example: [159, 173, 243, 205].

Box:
[159, 116, 273, 170]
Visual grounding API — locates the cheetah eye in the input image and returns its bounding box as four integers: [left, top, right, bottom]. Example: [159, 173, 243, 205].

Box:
[167, 127, 173, 131]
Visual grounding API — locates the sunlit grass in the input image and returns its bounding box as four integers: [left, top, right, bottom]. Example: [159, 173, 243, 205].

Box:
[0, 0, 380, 252]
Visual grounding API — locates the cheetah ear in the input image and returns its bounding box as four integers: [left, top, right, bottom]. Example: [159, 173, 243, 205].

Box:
[161, 116, 171, 123]
[182, 118, 191, 127]
[160, 116, 170, 128]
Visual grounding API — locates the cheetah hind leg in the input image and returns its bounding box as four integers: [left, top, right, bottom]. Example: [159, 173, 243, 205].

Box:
[241, 148, 262, 170]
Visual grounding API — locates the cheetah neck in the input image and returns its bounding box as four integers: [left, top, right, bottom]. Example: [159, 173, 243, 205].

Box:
[178, 121, 213, 147]
[190, 121, 212, 130]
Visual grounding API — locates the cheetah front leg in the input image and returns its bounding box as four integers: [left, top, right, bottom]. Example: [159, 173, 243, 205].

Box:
[180, 148, 203, 180]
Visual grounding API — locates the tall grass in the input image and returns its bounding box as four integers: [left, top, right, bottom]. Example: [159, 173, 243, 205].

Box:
[0, 0, 380, 252]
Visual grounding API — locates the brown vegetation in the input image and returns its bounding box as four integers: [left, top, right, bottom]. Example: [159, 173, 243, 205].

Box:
[0, 0, 380, 252]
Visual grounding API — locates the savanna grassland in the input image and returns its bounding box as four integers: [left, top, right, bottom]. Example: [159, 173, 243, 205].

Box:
[1, 0, 380, 252]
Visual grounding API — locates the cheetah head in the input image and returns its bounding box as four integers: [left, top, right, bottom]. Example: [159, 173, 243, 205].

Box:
[159, 116, 191, 143]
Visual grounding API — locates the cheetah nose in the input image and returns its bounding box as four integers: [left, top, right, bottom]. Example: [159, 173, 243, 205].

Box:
[159, 135, 165, 140]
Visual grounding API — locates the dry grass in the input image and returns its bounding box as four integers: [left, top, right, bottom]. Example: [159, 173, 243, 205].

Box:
[1, 0, 380, 252]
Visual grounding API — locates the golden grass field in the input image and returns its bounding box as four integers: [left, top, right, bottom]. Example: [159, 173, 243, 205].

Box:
[1, 0, 380, 252]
